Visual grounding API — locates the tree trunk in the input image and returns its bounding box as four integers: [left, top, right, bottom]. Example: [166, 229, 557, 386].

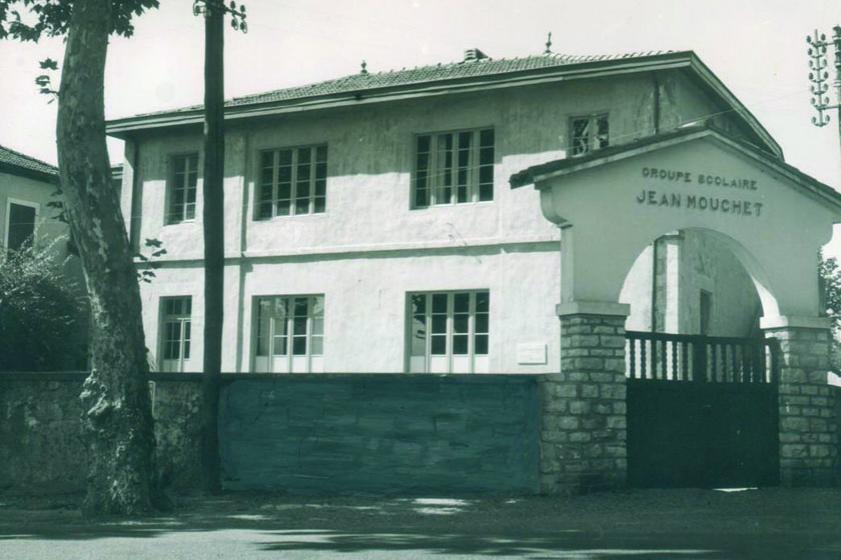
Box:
[56, 0, 159, 516]
[200, 2, 225, 493]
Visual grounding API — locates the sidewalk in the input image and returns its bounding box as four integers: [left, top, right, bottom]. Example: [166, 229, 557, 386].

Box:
[1, 488, 841, 559]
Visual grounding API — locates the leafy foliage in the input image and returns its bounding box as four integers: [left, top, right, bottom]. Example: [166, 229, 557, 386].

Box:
[137, 237, 167, 283]
[819, 253, 841, 371]
[0, 240, 88, 371]
[0, 0, 159, 40]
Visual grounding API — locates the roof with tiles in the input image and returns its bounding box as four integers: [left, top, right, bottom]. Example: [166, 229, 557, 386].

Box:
[132, 49, 677, 117]
[0, 144, 58, 181]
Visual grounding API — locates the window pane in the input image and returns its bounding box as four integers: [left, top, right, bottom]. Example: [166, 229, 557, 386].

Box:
[411, 314, 426, 356]
[411, 294, 426, 314]
[453, 314, 469, 333]
[453, 293, 469, 313]
[292, 336, 307, 355]
[431, 335, 446, 355]
[431, 315, 447, 334]
[475, 291, 490, 313]
[453, 335, 468, 355]
[273, 315, 288, 336]
[571, 118, 590, 155]
[417, 135, 431, 153]
[278, 149, 292, 166]
[475, 314, 489, 334]
[261, 151, 274, 169]
[312, 296, 324, 316]
[311, 336, 323, 355]
[596, 115, 609, 148]
[475, 334, 488, 355]
[272, 336, 288, 356]
[276, 199, 291, 216]
[479, 129, 494, 148]
[432, 293, 447, 314]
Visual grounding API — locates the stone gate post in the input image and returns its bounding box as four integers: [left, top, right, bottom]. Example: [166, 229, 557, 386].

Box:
[763, 317, 838, 486]
[539, 301, 630, 494]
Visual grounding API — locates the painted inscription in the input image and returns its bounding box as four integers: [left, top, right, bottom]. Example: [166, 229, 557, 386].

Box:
[637, 167, 763, 217]
[634, 190, 762, 216]
[641, 167, 758, 190]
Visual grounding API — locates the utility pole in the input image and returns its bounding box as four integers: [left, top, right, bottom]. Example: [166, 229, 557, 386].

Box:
[807, 27, 841, 150]
[192, 0, 247, 493]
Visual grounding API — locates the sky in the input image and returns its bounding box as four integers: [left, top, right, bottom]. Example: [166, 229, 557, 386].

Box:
[4, 0, 841, 251]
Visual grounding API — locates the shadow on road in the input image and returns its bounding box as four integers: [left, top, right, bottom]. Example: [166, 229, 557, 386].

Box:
[0, 489, 839, 558]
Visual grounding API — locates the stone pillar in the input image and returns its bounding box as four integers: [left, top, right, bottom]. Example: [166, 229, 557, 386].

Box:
[762, 317, 838, 486]
[540, 301, 630, 494]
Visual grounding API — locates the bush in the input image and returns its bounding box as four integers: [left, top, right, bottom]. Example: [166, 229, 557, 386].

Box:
[820, 254, 841, 372]
[0, 241, 88, 371]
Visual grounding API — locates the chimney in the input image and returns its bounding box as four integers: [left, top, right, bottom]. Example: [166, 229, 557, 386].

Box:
[463, 48, 489, 62]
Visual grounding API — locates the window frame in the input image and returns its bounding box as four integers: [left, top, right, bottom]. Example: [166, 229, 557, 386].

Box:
[254, 143, 328, 220]
[164, 152, 200, 226]
[568, 113, 610, 156]
[251, 293, 325, 373]
[4, 197, 40, 251]
[158, 296, 192, 372]
[405, 289, 490, 373]
[411, 126, 495, 209]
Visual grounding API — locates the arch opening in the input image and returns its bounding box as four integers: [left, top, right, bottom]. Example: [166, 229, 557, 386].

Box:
[618, 227, 780, 336]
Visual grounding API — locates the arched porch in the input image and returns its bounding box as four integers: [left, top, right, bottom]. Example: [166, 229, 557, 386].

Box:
[511, 124, 841, 493]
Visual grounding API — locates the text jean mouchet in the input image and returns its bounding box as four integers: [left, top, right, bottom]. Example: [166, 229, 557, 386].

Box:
[636, 166, 763, 217]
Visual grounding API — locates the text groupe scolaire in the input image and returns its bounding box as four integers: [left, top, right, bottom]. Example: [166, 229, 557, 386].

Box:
[636, 167, 763, 217]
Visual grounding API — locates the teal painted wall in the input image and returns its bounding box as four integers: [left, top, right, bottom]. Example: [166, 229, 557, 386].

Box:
[219, 374, 540, 494]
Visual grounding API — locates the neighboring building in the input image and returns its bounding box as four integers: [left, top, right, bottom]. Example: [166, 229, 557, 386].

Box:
[0, 145, 67, 255]
[106, 48, 782, 374]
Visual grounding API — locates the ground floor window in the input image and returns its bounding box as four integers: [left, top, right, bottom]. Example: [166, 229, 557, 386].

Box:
[254, 294, 324, 373]
[160, 296, 192, 372]
[408, 290, 489, 373]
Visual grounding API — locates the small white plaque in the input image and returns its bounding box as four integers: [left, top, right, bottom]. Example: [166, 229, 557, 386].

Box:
[517, 342, 547, 365]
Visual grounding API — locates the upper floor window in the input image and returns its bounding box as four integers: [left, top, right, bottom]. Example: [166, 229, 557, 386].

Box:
[254, 294, 324, 373]
[160, 296, 192, 372]
[413, 128, 494, 208]
[257, 145, 327, 219]
[4, 199, 38, 251]
[570, 114, 609, 156]
[408, 290, 489, 373]
[166, 154, 198, 225]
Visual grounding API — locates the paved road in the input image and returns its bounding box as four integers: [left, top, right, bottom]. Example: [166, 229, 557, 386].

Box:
[2, 489, 841, 559]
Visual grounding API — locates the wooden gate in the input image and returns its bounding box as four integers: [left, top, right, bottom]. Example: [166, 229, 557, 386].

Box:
[625, 331, 780, 488]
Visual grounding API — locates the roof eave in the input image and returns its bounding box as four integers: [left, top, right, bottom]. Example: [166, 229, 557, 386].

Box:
[0, 161, 59, 185]
[685, 54, 783, 159]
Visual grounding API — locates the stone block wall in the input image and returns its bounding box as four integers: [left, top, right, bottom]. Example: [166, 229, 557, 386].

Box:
[765, 327, 839, 486]
[540, 314, 628, 494]
[0, 373, 202, 496]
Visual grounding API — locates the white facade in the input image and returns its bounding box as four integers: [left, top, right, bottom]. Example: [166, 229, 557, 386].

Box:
[113, 52, 773, 373]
